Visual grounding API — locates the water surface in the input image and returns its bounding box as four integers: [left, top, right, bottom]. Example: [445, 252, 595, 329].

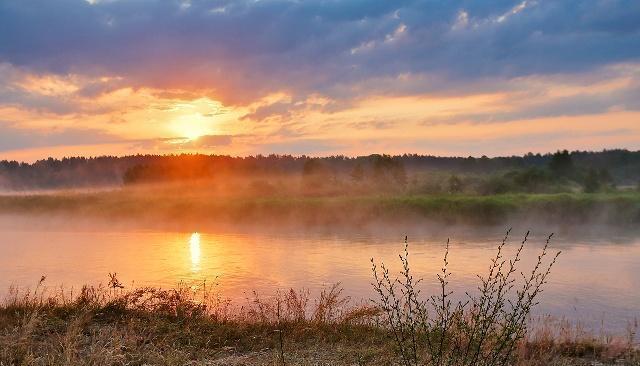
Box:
[1, 228, 638, 332]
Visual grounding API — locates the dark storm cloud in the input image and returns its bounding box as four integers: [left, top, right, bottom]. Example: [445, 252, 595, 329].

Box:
[0, 0, 639, 105]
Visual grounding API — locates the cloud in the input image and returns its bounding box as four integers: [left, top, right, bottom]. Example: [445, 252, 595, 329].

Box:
[389, 129, 635, 157]
[424, 66, 640, 124]
[0, 122, 122, 151]
[1, 0, 639, 106]
[254, 138, 348, 155]
[1, 0, 640, 157]
[191, 134, 233, 147]
[132, 134, 234, 150]
[241, 101, 293, 122]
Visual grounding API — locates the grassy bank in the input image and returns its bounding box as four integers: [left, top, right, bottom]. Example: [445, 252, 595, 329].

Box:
[1, 283, 637, 366]
[2, 233, 639, 365]
[1, 187, 639, 227]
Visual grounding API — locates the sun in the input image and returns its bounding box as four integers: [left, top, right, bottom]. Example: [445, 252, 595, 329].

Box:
[182, 125, 205, 140]
[172, 113, 210, 141]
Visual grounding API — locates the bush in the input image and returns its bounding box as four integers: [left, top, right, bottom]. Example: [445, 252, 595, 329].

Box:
[371, 230, 560, 366]
[447, 175, 463, 194]
[478, 169, 559, 195]
[478, 175, 513, 195]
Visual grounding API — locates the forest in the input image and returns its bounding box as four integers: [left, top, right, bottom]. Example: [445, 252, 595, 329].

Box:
[1, 149, 639, 195]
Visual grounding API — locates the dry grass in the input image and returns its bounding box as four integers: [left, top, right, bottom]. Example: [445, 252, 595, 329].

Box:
[1, 242, 639, 366]
[0, 279, 392, 366]
[1, 280, 638, 366]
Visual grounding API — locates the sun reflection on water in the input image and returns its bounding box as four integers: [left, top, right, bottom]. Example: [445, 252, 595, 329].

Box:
[189, 232, 201, 271]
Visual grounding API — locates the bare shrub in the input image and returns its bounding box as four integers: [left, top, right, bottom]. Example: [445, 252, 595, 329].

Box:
[371, 230, 560, 366]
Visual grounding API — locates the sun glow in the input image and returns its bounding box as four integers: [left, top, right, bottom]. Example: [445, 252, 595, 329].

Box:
[189, 232, 201, 271]
[183, 125, 206, 140]
[172, 113, 211, 141]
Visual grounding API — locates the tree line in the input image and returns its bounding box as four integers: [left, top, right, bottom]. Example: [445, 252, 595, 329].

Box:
[0, 149, 639, 192]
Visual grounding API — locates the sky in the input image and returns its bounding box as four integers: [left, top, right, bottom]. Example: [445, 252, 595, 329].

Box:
[1, 0, 640, 161]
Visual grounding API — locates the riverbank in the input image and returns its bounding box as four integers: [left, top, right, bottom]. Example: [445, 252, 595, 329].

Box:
[1, 284, 637, 366]
[1, 187, 639, 228]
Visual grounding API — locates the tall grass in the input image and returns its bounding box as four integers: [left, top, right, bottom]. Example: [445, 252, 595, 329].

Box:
[0, 278, 386, 365]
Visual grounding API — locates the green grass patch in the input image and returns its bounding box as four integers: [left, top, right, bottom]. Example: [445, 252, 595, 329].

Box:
[1, 190, 639, 226]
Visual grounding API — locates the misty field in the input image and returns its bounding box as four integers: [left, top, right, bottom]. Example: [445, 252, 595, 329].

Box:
[1, 187, 639, 228]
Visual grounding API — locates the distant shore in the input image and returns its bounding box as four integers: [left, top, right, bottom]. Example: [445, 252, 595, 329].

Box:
[0, 188, 639, 228]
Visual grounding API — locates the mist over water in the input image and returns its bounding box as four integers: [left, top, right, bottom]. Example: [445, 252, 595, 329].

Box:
[1, 219, 639, 333]
[1, 156, 639, 337]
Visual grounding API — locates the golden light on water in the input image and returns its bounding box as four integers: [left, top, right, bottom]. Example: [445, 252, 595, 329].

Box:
[189, 232, 201, 271]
